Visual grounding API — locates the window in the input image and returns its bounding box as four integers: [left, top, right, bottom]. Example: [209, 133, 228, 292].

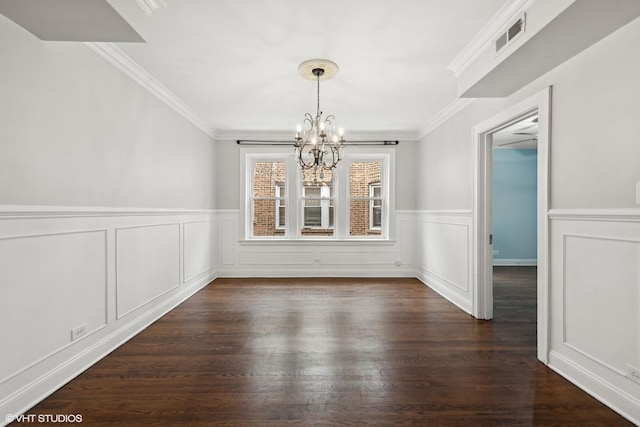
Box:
[349, 161, 383, 236]
[243, 148, 393, 240]
[250, 160, 286, 237]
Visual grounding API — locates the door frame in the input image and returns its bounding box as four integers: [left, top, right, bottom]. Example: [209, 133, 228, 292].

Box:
[471, 86, 551, 364]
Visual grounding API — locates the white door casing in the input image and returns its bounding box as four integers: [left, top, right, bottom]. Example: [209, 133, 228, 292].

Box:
[471, 86, 551, 364]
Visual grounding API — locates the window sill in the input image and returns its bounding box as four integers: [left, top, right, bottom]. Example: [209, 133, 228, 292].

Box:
[239, 238, 396, 246]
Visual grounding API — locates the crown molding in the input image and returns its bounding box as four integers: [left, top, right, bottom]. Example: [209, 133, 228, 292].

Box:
[447, 0, 539, 77]
[418, 98, 476, 139]
[84, 42, 216, 139]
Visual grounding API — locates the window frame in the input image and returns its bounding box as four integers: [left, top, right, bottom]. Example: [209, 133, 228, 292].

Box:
[241, 147, 395, 241]
[275, 184, 286, 230]
[369, 182, 382, 230]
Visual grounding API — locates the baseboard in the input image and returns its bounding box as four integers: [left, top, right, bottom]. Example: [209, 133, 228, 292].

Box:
[0, 271, 216, 426]
[548, 350, 640, 425]
[492, 259, 537, 266]
[216, 266, 415, 278]
[416, 266, 472, 315]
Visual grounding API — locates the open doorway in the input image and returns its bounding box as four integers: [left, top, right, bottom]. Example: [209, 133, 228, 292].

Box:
[471, 87, 551, 363]
[491, 115, 538, 324]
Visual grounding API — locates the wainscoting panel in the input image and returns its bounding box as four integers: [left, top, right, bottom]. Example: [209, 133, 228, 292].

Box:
[221, 217, 237, 266]
[116, 224, 181, 319]
[563, 234, 639, 375]
[240, 250, 315, 265]
[0, 207, 216, 424]
[398, 214, 415, 266]
[218, 210, 416, 277]
[183, 220, 215, 283]
[416, 211, 473, 313]
[319, 250, 396, 266]
[549, 210, 640, 424]
[0, 230, 107, 383]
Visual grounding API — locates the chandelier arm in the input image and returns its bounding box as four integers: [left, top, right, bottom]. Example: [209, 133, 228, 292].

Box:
[323, 145, 339, 170]
[297, 147, 315, 169]
[297, 139, 321, 169]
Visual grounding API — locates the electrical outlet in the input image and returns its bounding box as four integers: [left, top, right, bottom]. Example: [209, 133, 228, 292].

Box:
[626, 365, 640, 385]
[71, 323, 88, 341]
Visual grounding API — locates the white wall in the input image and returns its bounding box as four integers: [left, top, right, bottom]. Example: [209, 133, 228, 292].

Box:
[0, 15, 216, 209]
[416, 16, 640, 424]
[0, 15, 217, 422]
[215, 139, 417, 211]
[214, 139, 418, 277]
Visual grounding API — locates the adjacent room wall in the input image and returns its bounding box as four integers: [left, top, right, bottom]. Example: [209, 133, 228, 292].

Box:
[0, 14, 217, 421]
[415, 16, 640, 424]
[492, 148, 537, 265]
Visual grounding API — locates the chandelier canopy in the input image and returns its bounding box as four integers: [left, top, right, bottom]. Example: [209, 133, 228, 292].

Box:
[294, 59, 345, 183]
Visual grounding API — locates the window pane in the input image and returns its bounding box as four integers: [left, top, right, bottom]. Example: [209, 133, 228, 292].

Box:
[372, 206, 382, 228]
[301, 183, 334, 235]
[252, 161, 286, 237]
[253, 199, 282, 236]
[350, 162, 382, 197]
[253, 161, 285, 197]
[302, 168, 333, 187]
[304, 207, 321, 226]
[277, 206, 285, 228]
[350, 161, 383, 236]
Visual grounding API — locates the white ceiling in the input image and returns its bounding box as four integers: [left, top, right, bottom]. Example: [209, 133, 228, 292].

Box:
[0, 0, 510, 138]
[492, 114, 538, 149]
[115, 0, 509, 137]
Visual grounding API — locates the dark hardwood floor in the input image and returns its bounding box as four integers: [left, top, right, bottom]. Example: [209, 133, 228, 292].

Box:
[21, 268, 633, 426]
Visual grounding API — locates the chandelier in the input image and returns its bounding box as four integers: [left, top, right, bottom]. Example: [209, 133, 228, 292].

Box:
[294, 59, 345, 184]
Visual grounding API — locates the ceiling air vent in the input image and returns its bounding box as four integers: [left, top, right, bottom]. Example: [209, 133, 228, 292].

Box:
[494, 13, 526, 54]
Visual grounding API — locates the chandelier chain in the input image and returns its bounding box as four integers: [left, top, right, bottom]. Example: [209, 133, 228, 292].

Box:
[316, 74, 320, 116]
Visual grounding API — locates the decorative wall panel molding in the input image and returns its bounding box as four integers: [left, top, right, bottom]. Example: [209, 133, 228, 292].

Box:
[319, 250, 397, 266]
[562, 234, 639, 377]
[549, 210, 640, 425]
[0, 206, 216, 423]
[0, 230, 108, 383]
[115, 223, 181, 319]
[239, 250, 315, 265]
[217, 210, 417, 277]
[183, 220, 215, 283]
[415, 211, 473, 314]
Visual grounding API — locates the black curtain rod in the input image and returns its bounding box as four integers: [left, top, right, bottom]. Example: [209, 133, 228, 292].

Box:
[236, 140, 399, 146]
